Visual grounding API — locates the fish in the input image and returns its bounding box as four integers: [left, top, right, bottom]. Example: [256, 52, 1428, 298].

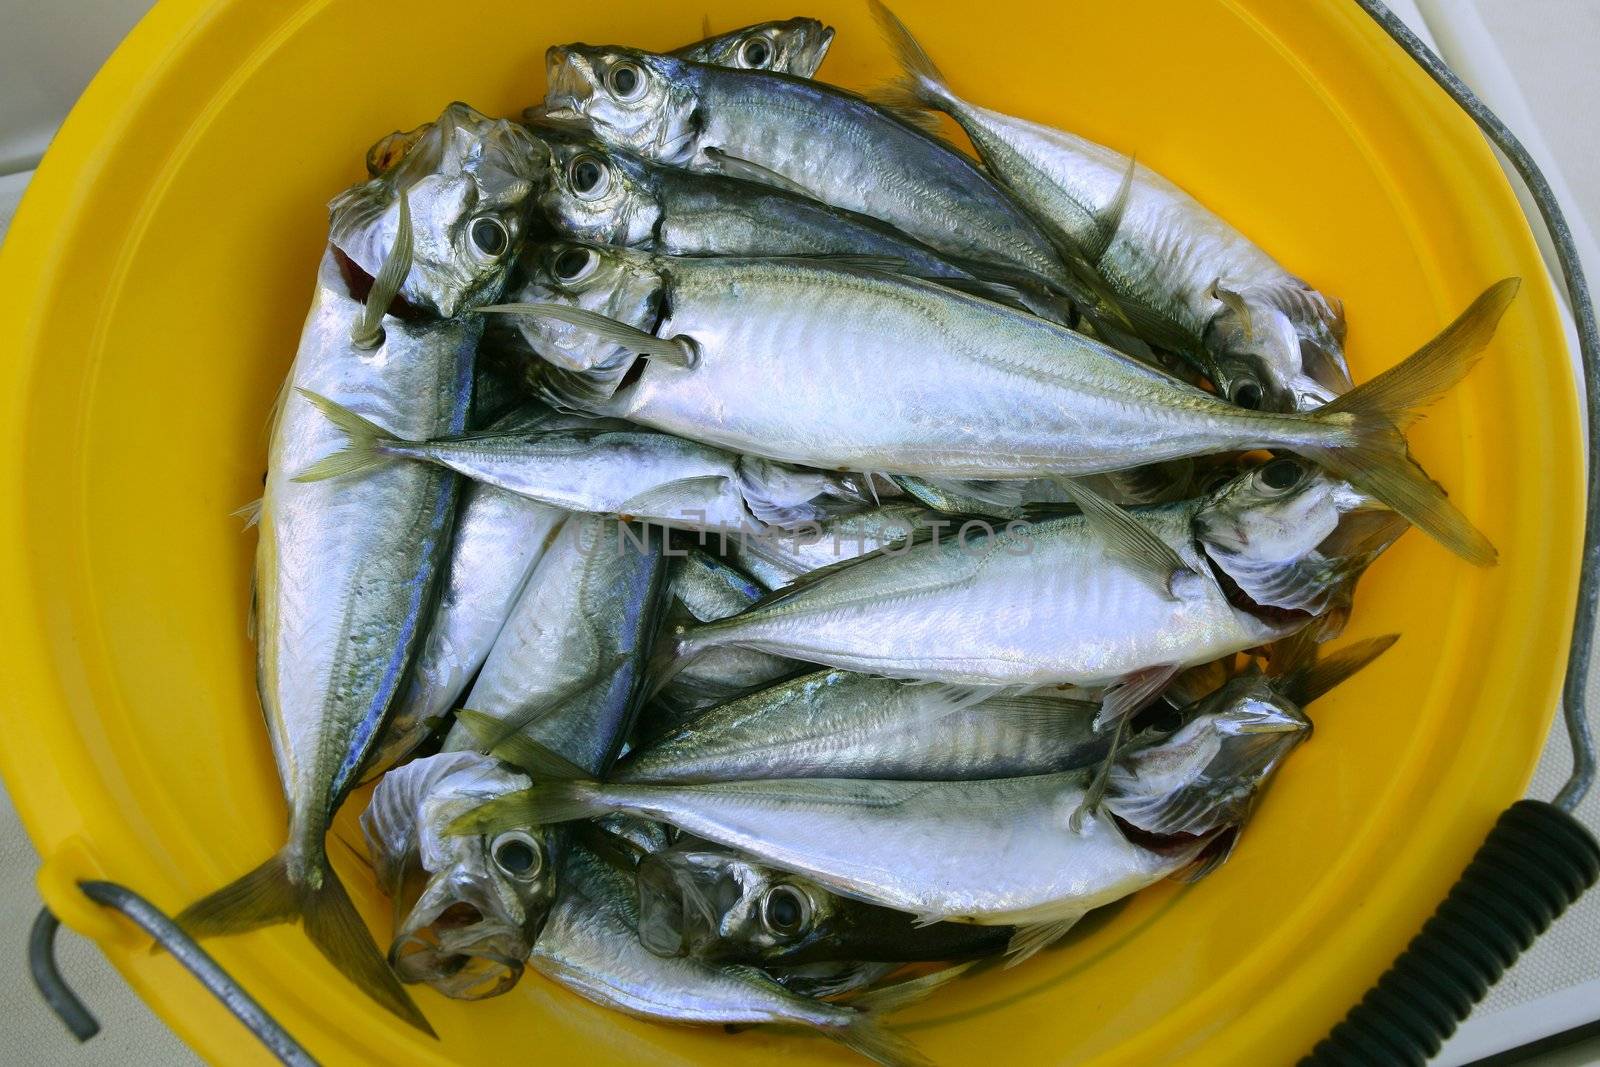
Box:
[654, 460, 1406, 709]
[519, 20, 837, 132]
[297, 392, 871, 532]
[870, 2, 1350, 412]
[528, 129, 1074, 321]
[530, 840, 941, 1066]
[636, 840, 1014, 964]
[178, 157, 489, 1026]
[654, 551, 802, 722]
[1105, 633, 1397, 870]
[540, 45, 1071, 287]
[441, 512, 671, 776]
[359, 409, 570, 780]
[335, 103, 544, 317]
[500, 241, 1509, 565]
[617, 669, 1105, 784]
[360, 752, 562, 999]
[672, 17, 835, 77]
[459, 770, 1209, 963]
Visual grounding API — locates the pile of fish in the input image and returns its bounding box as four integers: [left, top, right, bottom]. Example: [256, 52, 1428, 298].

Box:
[180, 8, 1517, 1062]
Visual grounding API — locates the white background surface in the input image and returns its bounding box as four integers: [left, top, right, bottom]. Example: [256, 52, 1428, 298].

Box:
[0, 1, 1596, 1064]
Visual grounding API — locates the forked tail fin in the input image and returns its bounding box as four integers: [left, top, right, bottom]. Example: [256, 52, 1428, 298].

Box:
[292, 390, 406, 482]
[176, 849, 434, 1035]
[1297, 278, 1519, 566]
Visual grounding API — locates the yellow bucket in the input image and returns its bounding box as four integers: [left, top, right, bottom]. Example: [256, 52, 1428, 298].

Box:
[0, 0, 1580, 1063]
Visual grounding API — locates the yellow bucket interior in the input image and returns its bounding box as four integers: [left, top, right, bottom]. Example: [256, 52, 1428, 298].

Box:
[0, 0, 1581, 1063]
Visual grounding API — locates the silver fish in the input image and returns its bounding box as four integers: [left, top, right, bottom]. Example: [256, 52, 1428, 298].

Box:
[619, 669, 1103, 784]
[443, 513, 670, 776]
[872, 3, 1350, 412]
[465, 771, 1208, 963]
[655, 551, 801, 720]
[336, 103, 543, 317]
[529, 130, 1071, 319]
[505, 242, 1507, 564]
[541, 45, 1070, 286]
[177, 228, 480, 1028]
[360, 409, 570, 780]
[663, 461, 1404, 699]
[672, 18, 835, 77]
[518, 20, 837, 130]
[1107, 633, 1395, 857]
[637, 841, 1013, 964]
[530, 841, 937, 1066]
[361, 752, 561, 999]
[300, 393, 869, 532]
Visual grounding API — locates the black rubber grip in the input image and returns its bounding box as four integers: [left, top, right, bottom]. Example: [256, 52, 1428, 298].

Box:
[1304, 800, 1600, 1066]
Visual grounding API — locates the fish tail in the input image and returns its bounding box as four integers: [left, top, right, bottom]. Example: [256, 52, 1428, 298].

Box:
[454, 708, 592, 779]
[445, 780, 608, 836]
[643, 620, 706, 700]
[822, 960, 974, 1065]
[1295, 278, 1519, 566]
[291, 389, 405, 482]
[867, 0, 950, 136]
[1284, 633, 1400, 707]
[831, 1016, 932, 1067]
[176, 849, 434, 1035]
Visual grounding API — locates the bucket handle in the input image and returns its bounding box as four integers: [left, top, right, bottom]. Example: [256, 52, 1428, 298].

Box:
[29, 881, 314, 1066]
[1305, 3, 1600, 1063]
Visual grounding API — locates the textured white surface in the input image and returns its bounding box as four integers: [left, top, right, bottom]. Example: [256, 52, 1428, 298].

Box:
[0, 1, 1596, 1064]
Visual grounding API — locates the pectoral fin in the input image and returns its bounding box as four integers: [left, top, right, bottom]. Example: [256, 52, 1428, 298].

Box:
[703, 147, 817, 197]
[1057, 478, 1196, 599]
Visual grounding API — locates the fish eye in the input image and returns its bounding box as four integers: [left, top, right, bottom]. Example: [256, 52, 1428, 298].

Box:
[568, 154, 609, 198]
[738, 36, 773, 68]
[608, 61, 646, 101]
[1258, 458, 1305, 492]
[490, 830, 543, 880]
[551, 246, 598, 283]
[759, 884, 812, 938]
[470, 216, 510, 258]
[1229, 378, 1264, 410]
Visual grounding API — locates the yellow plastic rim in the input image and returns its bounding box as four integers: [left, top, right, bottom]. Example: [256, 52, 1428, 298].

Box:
[0, 1, 1580, 1064]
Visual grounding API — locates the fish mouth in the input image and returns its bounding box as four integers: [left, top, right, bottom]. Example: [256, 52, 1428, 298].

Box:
[1222, 703, 1310, 736]
[389, 900, 532, 1000]
[635, 853, 736, 960]
[544, 48, 595, 116]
